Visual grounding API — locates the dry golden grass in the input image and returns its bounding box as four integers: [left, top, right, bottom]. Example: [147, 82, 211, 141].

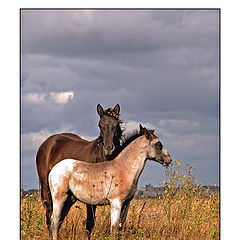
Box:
[21, 161, 219, 240]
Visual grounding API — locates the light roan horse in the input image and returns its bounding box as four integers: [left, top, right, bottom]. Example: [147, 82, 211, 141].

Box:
[36, 104, 123, 237]
[48, 125, 172, 240]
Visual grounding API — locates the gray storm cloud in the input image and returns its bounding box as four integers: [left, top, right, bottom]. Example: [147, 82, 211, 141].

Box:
[21, 9, 219, 189]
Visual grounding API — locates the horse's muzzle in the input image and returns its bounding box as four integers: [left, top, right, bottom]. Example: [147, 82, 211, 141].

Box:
[104, 145, 115, 156]
[162, 156, 172, 166]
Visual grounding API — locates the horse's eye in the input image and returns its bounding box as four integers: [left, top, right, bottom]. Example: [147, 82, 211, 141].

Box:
[156, 142, 163, 150]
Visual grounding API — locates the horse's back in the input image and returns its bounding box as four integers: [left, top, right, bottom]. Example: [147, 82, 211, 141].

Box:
[59, 133, 88, 142]
[36, 133, 91, 184]
[36, 133, 89, 162]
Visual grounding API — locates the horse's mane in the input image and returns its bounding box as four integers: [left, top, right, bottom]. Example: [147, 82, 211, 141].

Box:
[120, 129, 144, 152]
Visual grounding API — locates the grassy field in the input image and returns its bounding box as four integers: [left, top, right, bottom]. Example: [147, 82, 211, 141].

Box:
[21, 161, 219, 240]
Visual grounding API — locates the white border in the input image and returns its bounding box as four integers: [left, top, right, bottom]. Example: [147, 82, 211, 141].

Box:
[1, 1, 240, 239]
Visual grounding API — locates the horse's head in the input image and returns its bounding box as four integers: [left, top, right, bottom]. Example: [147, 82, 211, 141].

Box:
[140, 124, 172, 166]
[97, 104, 122, 156]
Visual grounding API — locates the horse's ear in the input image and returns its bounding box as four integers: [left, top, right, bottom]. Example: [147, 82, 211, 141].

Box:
[143, 128, 153, 140]
[97, 104, 104, 116]
[113, 104, 120, 115]
[149, 129, 155, 134]
[140, 124, 148, 135]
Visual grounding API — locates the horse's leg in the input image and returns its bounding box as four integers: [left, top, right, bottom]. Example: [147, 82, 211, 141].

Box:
[86, 204, 97, 239]
[58, 193, 77, 230]
[50, 196, 67, 240]
[119, 199, 130, 231]
[110, 199, 122, 234]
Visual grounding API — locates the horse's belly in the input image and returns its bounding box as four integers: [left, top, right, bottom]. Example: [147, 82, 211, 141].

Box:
[69, 175, 110, 205]
[72, 188, 110, 205]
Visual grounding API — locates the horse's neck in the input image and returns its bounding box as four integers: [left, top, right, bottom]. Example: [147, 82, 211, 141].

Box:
[113, 137, 121, 148]
[90, 137, 106, 161]
[116, 136, 148, 180]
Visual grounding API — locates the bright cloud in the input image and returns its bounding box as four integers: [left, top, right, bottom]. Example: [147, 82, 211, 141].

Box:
[23, 91, 74, 105]
[23, 93, 45, 104]
[49, 91, 74, 104]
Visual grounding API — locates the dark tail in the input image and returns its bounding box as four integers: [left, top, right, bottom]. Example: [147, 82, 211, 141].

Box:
[39, 178, 53, 231]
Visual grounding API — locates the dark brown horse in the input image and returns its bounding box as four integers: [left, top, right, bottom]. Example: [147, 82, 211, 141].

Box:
[36, 104, 123, 237]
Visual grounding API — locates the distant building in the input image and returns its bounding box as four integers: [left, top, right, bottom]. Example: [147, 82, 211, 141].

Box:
[135, 183, 163, 198]
[135, 184, 219, 198]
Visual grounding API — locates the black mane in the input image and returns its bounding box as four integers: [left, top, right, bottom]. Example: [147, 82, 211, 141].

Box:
[120, 129, 144, 152]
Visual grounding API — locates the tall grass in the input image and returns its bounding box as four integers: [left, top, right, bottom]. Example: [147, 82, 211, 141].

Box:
[21, 160, 219, 239]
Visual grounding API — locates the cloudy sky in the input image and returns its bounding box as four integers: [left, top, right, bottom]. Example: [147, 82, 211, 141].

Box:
[21, 9, 219, 190]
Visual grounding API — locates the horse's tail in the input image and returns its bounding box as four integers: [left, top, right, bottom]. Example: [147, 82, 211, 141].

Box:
[38, 169, 54, 230]
[39, 176, 52, 207]
[36, 136, 56, 230]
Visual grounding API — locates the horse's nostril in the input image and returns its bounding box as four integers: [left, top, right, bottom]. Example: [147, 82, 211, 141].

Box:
[105, 145, 114, 151]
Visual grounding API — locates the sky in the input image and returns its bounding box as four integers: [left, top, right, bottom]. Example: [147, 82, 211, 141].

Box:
[21, 9, 219, 190]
